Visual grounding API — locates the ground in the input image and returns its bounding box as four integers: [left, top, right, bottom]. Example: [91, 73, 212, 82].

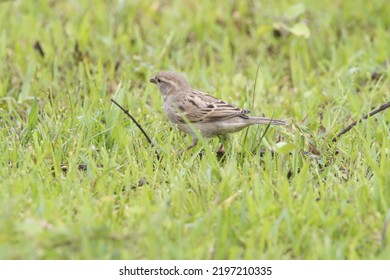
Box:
[0, 0, 389, 259]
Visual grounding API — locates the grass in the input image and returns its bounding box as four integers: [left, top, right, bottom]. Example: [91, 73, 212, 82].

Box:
[0, 0, 389, 259]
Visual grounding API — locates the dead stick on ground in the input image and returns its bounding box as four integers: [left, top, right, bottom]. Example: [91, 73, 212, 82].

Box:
[332, 101, 390, 142]
[111, 99, 154, 147]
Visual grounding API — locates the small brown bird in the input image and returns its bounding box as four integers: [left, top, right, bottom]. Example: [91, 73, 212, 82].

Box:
[150, 71, 287, 153]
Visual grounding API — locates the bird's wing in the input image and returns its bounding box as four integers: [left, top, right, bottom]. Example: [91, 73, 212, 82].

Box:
[172, 90, 250, 123]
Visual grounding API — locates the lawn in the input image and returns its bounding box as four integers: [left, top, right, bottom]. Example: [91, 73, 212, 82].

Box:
[0, 0, 389, 259]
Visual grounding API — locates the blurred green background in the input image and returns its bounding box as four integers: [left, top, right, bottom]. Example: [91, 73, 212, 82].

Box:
[0, 0, 389, 259]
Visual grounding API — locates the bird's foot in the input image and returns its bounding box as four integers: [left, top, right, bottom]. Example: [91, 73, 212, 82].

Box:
[216, 144, 225, 157]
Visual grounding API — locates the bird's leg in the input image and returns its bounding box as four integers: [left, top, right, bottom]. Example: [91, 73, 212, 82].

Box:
[217, 144, 225, 155]
[187, 137, 198, 151]
[178, 137, 198, 157]
[216, 135, 227, 156]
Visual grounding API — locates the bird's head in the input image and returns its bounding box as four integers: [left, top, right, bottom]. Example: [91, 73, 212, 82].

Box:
[150, 71, 191, 96]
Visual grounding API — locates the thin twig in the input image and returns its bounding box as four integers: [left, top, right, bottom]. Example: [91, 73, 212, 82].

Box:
[111, 99, 153, 146]
[332, 101, 390, 142]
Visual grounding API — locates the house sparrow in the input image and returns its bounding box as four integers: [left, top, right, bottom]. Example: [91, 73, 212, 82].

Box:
[150, 71, 287, 152]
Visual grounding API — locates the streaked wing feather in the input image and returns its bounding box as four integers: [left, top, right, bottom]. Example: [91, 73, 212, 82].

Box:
[174, 90, 250, 123]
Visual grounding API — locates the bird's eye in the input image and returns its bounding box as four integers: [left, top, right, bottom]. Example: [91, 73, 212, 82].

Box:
[156, 78, 162, 83]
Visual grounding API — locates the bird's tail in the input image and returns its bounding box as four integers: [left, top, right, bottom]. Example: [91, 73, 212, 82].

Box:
[249, 117, 287, 126]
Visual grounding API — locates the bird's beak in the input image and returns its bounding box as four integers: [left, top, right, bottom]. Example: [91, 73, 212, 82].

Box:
[150, 76, 157, 84]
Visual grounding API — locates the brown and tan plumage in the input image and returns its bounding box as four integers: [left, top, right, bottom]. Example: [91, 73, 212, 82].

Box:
[150, 71, 287, 152]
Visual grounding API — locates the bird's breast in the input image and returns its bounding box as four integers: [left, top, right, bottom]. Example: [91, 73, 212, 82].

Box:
[163, 101, 182, 124]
